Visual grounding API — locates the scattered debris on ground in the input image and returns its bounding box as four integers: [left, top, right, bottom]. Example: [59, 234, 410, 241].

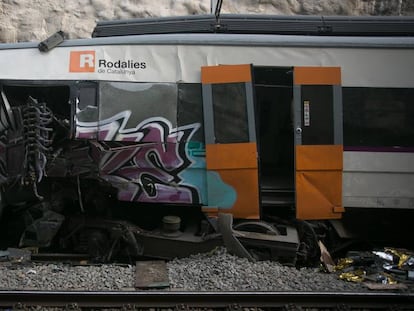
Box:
[333, 247, 414, 291]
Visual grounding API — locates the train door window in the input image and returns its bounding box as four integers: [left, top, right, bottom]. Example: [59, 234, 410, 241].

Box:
[211, 83, 249, 143]
[300, 85, 334, 145]
[177, 83, 204, 143]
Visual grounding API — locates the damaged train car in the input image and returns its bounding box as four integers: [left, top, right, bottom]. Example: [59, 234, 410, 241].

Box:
[0, 14, 414, 264]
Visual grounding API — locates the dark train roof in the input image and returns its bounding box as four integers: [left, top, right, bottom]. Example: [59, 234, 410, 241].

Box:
[92, 14, 414, 38]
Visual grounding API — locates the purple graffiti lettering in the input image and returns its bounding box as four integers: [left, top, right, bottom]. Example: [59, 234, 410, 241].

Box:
[76, 111, 201, 204]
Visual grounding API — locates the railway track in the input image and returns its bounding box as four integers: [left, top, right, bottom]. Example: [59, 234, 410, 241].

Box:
[1, 290, 414, 310]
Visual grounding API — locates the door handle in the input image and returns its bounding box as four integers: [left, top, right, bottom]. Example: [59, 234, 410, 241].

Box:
[295, 127, 302, 134]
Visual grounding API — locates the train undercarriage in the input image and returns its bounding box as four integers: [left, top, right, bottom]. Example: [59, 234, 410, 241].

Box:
[0, 175, 306, 265]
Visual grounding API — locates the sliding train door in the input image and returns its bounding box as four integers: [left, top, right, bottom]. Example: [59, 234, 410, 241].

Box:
[293, 67, 344, 220]
[201, 64, 260, 219]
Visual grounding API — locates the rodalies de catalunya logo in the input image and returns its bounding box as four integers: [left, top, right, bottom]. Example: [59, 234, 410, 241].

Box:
[69, 50, 146, 75]
[69, 51, 95, 72]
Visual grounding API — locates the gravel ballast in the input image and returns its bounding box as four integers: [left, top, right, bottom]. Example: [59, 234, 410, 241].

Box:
[0, 248, 367, 292]
[167, 248, 366, 292]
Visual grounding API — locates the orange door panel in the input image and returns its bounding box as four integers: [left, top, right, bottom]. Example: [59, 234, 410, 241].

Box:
[293, 67, 344, 220]
[201, 65, 260, 219]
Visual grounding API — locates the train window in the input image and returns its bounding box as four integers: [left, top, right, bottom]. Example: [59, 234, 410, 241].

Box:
[177, 83, 204, 143]
[343, 87, 414, 148]
[99, 82, 178, 130]
[75, 84, 98, 139]
[78, 86, 96, 110]
[211, 83, 249, 143]
[76, 86, 98, 123]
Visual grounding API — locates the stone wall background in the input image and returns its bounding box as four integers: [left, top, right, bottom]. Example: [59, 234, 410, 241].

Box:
[0, 0, 413, 43]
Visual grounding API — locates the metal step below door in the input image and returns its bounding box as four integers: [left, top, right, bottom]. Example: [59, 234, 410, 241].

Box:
[261, 187, 295, 207]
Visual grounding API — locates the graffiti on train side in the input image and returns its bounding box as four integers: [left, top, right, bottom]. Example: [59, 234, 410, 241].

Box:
[76, 111, 204, 204]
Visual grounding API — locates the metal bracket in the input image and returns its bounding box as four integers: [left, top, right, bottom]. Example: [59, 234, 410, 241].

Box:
[218, 213, 254, 262]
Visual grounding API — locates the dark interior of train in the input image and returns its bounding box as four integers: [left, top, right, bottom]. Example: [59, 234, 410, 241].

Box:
[3, 83, 72, 154]
[253, 67, 295, 215]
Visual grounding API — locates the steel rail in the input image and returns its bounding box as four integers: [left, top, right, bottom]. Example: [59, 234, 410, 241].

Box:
[0, 290, 413, 309]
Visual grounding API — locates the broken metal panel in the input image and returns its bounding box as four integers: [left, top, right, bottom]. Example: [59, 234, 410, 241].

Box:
[135, 231, 222, 260]
[218, 213, 299, 265]
[135, 261, 169, 289]
[22, 97, 52, 184]
[234, 226, 299, 265]
[19, 204, 65, 248]
[218, 212, 254, 262]
[0, 88, 16, 131]
[0, 94, 53, 188]
[46, 142, 98, 177]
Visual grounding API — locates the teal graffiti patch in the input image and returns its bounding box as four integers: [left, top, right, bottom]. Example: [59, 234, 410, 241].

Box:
[186, 141, 206, 159]
[181, 142, 207, 204]
[183, 141, 236, 208]
[180, 167, 207, 204]
[206, 171, 237, 208]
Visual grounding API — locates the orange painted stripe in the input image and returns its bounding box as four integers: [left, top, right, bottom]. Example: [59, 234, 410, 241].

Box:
[296, 145, 343, 171]
[201, 64, 252, 84]
[206, 142, 257, 170]
[294, 67, 341, 85]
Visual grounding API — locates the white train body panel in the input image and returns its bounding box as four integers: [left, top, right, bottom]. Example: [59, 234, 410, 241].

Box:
[1, 33, 413, 212]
